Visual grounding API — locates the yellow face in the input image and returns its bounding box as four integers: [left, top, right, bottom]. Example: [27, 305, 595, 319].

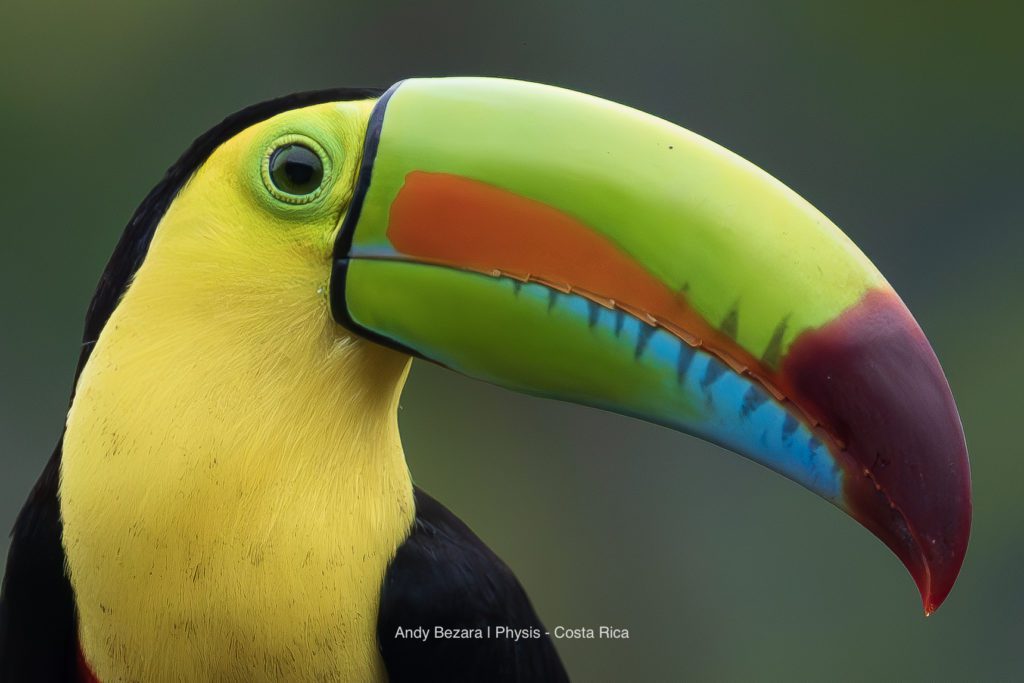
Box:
[149, 99, 370, 296]
[61, 99, 415, 683]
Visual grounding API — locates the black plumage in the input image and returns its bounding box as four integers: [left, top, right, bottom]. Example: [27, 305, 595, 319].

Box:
[379, 490, 568, 682]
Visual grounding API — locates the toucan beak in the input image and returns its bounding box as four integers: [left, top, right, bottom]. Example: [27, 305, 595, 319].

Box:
[330, 77, 971, 613]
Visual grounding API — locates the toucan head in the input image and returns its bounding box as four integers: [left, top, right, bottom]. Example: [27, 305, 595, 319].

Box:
[116, 77, 970, 614]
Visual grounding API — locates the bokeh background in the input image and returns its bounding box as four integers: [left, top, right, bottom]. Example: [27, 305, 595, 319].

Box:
[2, 1, 1021, 680]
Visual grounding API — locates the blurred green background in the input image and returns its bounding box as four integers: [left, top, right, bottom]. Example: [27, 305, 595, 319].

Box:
[1, 1, 1021, 680]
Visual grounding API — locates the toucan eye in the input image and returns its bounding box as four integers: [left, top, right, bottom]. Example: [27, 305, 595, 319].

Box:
[267, 144, 324, 197]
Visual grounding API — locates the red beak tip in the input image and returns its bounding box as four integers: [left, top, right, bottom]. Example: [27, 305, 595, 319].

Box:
[914, 553, 965, 617]
[913, 572, 936, 616]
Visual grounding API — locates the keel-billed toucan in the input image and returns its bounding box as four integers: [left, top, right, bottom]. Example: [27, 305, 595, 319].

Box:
[0, 78, 971, 682]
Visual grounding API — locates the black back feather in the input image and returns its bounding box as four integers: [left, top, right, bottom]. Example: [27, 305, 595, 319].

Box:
[379, 489, 569, 682]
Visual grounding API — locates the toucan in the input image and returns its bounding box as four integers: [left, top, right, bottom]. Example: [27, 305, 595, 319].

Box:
[0, 78, 971, 682]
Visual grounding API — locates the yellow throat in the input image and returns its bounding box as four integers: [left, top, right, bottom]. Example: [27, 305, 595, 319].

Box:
[59, 101, 415, 682]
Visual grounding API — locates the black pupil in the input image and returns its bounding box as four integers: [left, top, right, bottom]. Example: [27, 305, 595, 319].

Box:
[269, 144, 323, 195]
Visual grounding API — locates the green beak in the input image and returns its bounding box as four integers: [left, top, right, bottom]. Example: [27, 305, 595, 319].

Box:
[330, 77, 971, 613]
